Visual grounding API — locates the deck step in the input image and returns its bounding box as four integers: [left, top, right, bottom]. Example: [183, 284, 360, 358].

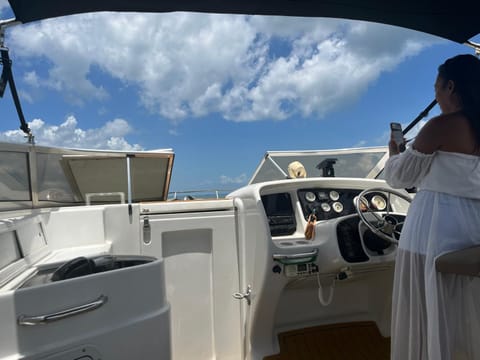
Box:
[264, 321, 390, 360]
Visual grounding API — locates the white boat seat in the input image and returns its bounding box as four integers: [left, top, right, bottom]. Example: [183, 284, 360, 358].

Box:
[435, 245, 480, 277]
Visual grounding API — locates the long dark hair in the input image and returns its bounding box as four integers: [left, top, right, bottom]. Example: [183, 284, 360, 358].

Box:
[438, 54, 480, 148]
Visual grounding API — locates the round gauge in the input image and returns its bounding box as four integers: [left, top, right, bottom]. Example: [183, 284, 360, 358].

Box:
[371, 194, 387, 211]
[321, 202, 331, 212]
[305, 191, 316, 202]
[332, 201, 343, 213]
[353, 196, 369, 211]
[329, 190, 340, 201]
[317, 191, 328, 200]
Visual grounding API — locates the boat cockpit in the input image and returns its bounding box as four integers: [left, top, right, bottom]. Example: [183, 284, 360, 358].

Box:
[228, 149, 412, 358]
[0, 141, 411, 359]
[1, 0, 480, 359]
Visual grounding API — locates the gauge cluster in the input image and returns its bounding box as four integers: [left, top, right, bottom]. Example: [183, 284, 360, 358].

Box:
[297, 188, 390, 221]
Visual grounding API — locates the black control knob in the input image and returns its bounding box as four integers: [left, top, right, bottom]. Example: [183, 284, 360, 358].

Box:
[272, 265, 282, 274]
[337, 271, 348, 281]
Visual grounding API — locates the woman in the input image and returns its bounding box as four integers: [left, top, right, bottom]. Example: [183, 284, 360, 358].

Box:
[385, 54, 480, 359]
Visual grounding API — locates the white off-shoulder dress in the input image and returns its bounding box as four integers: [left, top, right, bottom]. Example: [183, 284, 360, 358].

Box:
[384, 147, 480, 360]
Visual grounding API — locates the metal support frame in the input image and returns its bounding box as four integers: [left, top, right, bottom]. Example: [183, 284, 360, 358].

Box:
[403, 40, 480, 138]
[0, 18, 34, 143]
[0, 18, 20, 47]
[465, 40, 480, 57]
[266, 154, 289, 178]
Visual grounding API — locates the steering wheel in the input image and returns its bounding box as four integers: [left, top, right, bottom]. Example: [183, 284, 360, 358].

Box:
[354, 187, 412, 244]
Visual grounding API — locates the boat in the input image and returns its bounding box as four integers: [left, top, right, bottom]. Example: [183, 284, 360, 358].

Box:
[1, 1, 479, 359]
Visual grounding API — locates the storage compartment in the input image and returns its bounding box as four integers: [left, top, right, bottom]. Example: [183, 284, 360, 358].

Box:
[20, 255, 156, 288]
[1, 256, 171, 359]
[261, 193, 297, 236]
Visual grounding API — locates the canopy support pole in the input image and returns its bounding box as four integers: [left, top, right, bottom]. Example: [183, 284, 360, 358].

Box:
[402, 42, 480, 138]
[1, 19, 34, 144]
[465, 41, 480, 57]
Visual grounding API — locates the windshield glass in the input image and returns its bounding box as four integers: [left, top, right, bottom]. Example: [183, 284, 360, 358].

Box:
[249, 147, 387, 184]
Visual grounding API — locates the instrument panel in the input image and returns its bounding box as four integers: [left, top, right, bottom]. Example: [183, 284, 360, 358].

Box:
[297, 188, 389, 221]
[260, 187, 392, 237]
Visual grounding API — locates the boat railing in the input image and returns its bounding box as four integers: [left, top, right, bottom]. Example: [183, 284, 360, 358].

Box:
[168, 189, 234, 200]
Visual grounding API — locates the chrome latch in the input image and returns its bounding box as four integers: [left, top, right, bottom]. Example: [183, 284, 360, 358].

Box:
[143, 217, 151, 244]
[233, 285, 252, 305]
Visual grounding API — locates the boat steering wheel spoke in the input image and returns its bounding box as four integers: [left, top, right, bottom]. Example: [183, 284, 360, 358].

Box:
[354, 188, 412, 244]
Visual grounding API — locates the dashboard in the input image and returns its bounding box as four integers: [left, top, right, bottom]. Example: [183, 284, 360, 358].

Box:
[259, 184, 406, 265]
[227, 178, 410, 277]
[261, 187, 393, 237]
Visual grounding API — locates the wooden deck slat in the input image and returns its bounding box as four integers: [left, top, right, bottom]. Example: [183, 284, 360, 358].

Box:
[264, 321, 390, 360]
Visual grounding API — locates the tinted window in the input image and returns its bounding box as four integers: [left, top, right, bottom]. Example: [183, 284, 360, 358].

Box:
[0, 152, 30, 201]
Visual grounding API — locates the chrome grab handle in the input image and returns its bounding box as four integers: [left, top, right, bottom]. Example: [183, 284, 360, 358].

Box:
[272, 248, 318, 260]
[18, 295, 108, 326]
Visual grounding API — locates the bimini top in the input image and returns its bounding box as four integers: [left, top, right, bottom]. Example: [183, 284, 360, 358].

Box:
[5, 0, 480, 44]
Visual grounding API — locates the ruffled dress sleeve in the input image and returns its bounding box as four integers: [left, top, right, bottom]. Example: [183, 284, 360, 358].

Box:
[384, 147, 436, 189]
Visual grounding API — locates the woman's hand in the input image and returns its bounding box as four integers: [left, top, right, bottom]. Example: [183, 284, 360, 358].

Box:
[389, 139, 400, 156]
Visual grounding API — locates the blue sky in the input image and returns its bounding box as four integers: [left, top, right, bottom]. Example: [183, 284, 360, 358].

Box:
[1, 2, 479, 192]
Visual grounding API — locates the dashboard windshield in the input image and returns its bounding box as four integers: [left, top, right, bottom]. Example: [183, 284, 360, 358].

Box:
[249, 147, 387, 184]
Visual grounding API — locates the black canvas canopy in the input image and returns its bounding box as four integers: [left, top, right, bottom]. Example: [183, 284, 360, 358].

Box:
[5, 0, 480, 44]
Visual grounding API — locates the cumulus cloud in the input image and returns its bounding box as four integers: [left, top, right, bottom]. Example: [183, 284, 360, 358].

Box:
[220, 173, 247, 185]
[7, 13, 439, 122]
[0, 0, 9, 13]
[0, 115, 143, 150]
[168, 128, 180, 136]
[353, 140, 367, 148]
[23, 71, 41, 88]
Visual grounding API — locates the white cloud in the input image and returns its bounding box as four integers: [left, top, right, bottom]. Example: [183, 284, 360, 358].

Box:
[7, 13, 440, 122]
[220, 173, 247, 185]
[23, 71, 40, 87]
[168, 128, 180, 136]
[0, 115, 143, 150]
[0, 0, 9, 13]
[353, 140, 367, 147]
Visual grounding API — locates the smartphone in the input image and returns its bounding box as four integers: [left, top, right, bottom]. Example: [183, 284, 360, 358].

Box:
[390, 122, 406, 152]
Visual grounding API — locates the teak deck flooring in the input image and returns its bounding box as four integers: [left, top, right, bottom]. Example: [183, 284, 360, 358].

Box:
[264, 321, 390, 360]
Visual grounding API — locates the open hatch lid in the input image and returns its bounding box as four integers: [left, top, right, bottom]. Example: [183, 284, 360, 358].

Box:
[60, 150, 174, 204]
[6, 0, 480, 43]
[249, 146, 388, 184]
[0, 142, 174, 209]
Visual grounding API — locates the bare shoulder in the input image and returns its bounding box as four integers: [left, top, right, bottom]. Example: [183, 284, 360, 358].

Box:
[413, 112, 475, 154]
[440, 112, 477, 153]
[412, 115, 447, 154]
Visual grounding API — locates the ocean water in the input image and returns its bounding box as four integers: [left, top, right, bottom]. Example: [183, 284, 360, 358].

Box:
[168, 190, 233, 200]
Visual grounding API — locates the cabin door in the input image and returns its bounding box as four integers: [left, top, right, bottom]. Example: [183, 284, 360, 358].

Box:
[140, 207, 243, 359]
